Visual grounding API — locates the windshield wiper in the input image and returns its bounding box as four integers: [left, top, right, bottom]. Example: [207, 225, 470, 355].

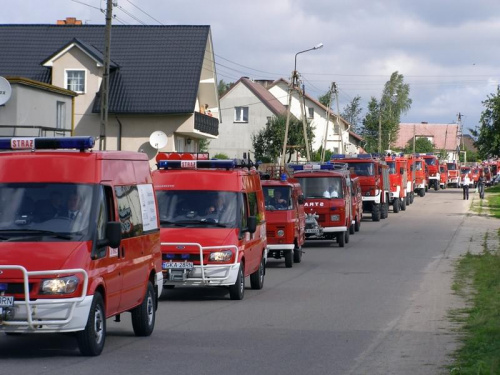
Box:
[159, 220, 187, 227]
[0, 229, 72, 240]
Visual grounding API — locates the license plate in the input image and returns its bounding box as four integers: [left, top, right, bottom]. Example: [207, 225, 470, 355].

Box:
[0, 296, 14, 307]
[163, 262, 194, 270]
[306, 228, 320, 234]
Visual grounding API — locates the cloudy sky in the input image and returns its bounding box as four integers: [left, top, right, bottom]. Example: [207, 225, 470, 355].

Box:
[3, 0, 500, 134]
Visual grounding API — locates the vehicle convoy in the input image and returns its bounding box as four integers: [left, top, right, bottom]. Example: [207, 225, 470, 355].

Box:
[422, 154, 440, 190]
[439, 163, 448, 189]
[152, 153, 267, 300]
[0, 137, 162, 356]
[446, 161, 461, 188]
[384, 154, 408, 213]
[261, 170, 305, 268]
[413, 154, 427, 197]
[331, 154, 390, 222]
[289, 162, 353, 247]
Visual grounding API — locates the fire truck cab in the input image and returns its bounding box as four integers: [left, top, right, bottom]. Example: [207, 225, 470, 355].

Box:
[0, 137, 162, 356]
[439, 163, 448, 189]
[261, 171, 305, 268]
[422, 154, 440, 191]
[152, 153, 267, 301]
[289, 163, 353, 247]
[385, 154, 408, 213]
[446, 161, 461, 188]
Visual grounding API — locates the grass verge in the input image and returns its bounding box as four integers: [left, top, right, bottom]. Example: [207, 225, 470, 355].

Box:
[449, 242, 500, 374]
[486, 185, 500, 219]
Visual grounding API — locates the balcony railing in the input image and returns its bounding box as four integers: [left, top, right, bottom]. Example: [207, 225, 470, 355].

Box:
[194, 112, 219, 136]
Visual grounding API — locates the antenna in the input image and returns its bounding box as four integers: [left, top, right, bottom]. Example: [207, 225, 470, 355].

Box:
[0, 77, 12, 106]
[149, 131, 168, 150]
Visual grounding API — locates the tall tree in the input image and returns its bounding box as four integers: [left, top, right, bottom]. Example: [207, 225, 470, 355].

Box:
[218, 79, 233, 97]
[318, 91, 331, 108]
[470, 86, 500, 159]
[361, 71, 412, 153]
[341, 95, 362, 134]
[252, 114, 315, 163]
[403, 137, 434, 154]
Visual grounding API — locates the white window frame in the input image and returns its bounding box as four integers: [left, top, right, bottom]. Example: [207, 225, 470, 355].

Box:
[307, 107, 314, 119]
[65, 69, 86, 93]
[234, 106, 249, 123]
[56, 101, 66, 129]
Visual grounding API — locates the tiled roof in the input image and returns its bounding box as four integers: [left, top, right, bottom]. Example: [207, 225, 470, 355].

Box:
[0, 25, 210, 114]
[240, 77, 287, 116]
[395, 123, 459, 150]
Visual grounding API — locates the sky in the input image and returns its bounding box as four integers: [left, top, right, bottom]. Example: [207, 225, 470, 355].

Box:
[2, 0, 500, 135]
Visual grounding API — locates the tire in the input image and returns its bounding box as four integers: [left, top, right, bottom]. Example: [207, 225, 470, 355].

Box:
[418, 189, 425, 197]
[393, 198, 400, 213]
[284, 250, 293, 268]
[354, 218, 360, 232]
[131, 281, 156, 337]
[293, 244, 302, 263]
[406, 195, 410, 206]
[344, 228, 350, 244]
[434, 182, 438, 191]
[410, 192, 415, 204]
[371, 204, 381, 222]
[229, 263, 245, 300]
[337, 232, 345, 247]
[250, 256, 265, 290]
[381, 202, 388, 219]
[76, 292, 106, 356]
[349, 222, 355, 235]
[401, 196, 407, 211]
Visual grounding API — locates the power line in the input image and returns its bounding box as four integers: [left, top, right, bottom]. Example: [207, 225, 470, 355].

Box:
[70, 0, 102, 11]
[124, 0, 163, 25]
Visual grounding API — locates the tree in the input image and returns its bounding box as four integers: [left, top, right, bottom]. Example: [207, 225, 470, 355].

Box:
[198, 139, 210, 153]
[470, 86, 500, 159]
[252, 114, 315, 163]
[341, 95, 362, 134]
[318, 91, 331, 108]
[218, 80, 233, 98]
[403, 137, 434, 154]
[361, 71, 412, 153]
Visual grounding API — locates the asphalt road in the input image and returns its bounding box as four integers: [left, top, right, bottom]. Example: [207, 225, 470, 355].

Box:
[0, 188, 474, 375]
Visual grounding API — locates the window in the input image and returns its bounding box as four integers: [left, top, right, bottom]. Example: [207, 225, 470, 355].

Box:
[114, 185, 143, 238]
[308, 107, 314, 119]
[56, 101, 66, 129]
[234, 106, 249, 122]
[66, 70, 86, 93]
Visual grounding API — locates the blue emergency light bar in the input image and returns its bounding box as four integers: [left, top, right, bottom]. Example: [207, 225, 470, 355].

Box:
[330, 154, 345, 159]
[158, 159, 238, 170]
[288, 163, 335, 171]
[0, 137, 95, 151]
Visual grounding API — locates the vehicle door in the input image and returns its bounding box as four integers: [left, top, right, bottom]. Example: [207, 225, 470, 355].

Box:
[239, 192, 261, 275]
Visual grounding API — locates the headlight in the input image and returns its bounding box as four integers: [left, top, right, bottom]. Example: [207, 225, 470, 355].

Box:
[209, 250, 233, 262]
[277, 230, 285, 237]
[330, 215, 340, 221]
[41, 276, 79, 294]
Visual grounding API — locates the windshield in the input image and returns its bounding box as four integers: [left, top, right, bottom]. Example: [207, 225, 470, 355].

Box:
[263, 186, 292, 211]
[347, 162, 374, 176]
[156, 190, 238, 228]
[415, 161, 423, 171]
[447, 163, 457, 170]
[386, 161, 396, 174]
[296, 177, 343, 199]
[440, 166, 447, 173]
[424, 158, 436, 166]
[0, 183, 94, 241]
[461, 167, 471, 174]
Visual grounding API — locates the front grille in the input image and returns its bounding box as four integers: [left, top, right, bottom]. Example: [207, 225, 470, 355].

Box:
[162, 253, 201, 262]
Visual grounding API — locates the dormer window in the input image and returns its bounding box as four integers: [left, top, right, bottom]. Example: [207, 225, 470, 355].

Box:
[65, 69, 86, 93]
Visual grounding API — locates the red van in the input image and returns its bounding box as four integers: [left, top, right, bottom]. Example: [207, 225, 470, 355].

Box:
[0, 137, 162, 356]
[152, 153, 267, 300]
[261, 172, 305, 268]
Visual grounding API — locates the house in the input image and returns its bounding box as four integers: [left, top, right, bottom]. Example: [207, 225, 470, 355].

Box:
[394, 122, 460, 160]
[0, 76, 76, 137]
[208, 77, 287, 159]
[0, 20, 219, 164]
[210, 76, 362, 160]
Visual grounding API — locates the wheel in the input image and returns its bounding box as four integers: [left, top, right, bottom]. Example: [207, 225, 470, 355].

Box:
[284, 250, 293, 268]
[76, 292, 106, 356]
[344, 228, 350, 244]
[401, 196, 407, 211]
[229, 263, 245, 300]
[250, 256, 265, 290]
[354, 218, 360, 232]
[337, 232, 345, 247]
[381, 202, 388, 219]
[418, 189, 425, 197]
[131, 281, 156, 337]
[434, 182, 438, 191]
[371, 204, 381, 221]
[293, 243, 302, 263]
[406, 195, 410, 206]
[393, 198, 400, 213]
[410, 192, 415, 204]
[349, 222, 355, 235]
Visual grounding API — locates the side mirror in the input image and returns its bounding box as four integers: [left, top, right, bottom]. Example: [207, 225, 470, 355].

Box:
[297, 195, 305, 205]
[246, 216, 257, 234]
[97, 221, 122, 249]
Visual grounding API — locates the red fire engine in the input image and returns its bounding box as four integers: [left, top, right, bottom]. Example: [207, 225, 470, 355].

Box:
[152, 153, 267, 301]
[422, 154, 440, 190]
[289, 162, 353, 247]
[350, 177, 363, 233]
[439, 163, 448, 189]
[385, 154, 408, 212]
[330, 154, 390, 222]
[446, 161, 461, 188]
[406, 157, 416, 204]
[413, 154, 427, 197]
[261, 170, 305, 268]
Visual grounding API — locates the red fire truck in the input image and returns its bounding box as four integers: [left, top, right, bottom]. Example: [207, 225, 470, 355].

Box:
[439, 163, 448, 189]
[406, 157, 415, 205]
[413, 154, 427, 197]
[446, 161, 461, 188]
[350, 177, 363, 233]
[330, 154, 390, 222]
[470, 166, 481, 187]
[422, 154, 440, 190]
[261, 171, 305, 268]
[152, 153, 267, 300]
[289, 163, 353, 247]
[385, 155, 408, 212]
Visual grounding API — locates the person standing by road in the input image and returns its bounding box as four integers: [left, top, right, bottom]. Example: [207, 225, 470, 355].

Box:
[477, 171, 486, 199]
[463, 173, 471, 200]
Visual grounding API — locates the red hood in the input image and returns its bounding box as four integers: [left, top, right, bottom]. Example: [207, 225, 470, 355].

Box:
[160, 228, 237, 247]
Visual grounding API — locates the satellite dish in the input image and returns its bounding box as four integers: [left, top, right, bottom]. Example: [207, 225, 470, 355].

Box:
[0, 77, 12, 106]
[149, 130, 168, 150]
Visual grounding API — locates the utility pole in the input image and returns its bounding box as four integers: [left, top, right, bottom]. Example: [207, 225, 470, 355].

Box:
[300, 84, 311, 162]
[321, 82, 335, 162]
[333, 83, 343, 154]
[99, 0, 113, 151]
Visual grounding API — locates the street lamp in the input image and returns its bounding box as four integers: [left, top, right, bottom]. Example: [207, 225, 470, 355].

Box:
[281, 43, 324, 167]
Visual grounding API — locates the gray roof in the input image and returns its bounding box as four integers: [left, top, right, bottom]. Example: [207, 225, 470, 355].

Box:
[0, 24, 210, 114]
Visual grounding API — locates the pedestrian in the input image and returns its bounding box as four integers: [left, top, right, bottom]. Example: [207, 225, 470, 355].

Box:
[477, 171, 486, 199]
[463, 173, 471, 200]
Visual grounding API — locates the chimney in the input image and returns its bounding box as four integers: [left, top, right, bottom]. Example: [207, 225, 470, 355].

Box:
[421, 121, 428, 124]
[57, 17, 83, 25]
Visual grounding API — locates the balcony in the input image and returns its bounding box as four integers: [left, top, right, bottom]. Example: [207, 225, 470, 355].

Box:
[194, 112, 219, 136]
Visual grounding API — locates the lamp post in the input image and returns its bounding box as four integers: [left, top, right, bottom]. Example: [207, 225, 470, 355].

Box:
[281, 43, 323, 167]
